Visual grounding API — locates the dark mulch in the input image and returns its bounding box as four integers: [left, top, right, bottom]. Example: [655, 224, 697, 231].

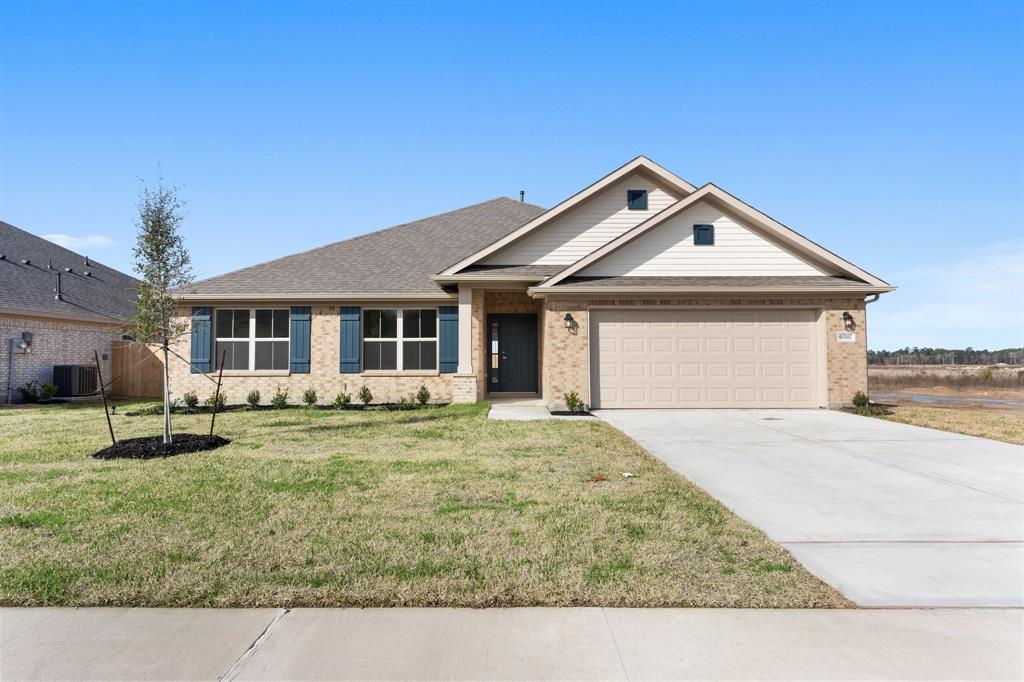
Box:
[549, 411, 594, 417]
[92, 434, 231, 460]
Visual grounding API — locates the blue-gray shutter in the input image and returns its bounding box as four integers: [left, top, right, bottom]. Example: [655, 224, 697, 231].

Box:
[340, 306, 361, 373]
[190, 307, 212, 373]
[289, 307, 311, 373]
[438, 306, 458, 373]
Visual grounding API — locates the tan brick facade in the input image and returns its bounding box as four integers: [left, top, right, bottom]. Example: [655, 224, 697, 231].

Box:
[169, 306, 453, 406]
[539, 296, 869, 409]
[1, 314, 123, 402]
[171, 294, 869, 409]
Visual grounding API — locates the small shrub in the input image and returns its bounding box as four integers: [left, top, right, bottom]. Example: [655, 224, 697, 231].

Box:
[17, 381, 40, 403]
[852, 391, 869, 408]
[204, 392, 226, 411]
[415, 384, 430, 406]
[332, 392, 351, 409]
[182, 391, 199, 408]
[302, 387, 318, 407]
[979, 368, 993, 382]
[39, 383, 58, 401]
[357, 385, 373, 405]
[271, 386, 289, 409]
[246, 389, 261, 409]
[564, 390, 586, 413]
[397, 395, 414, 410]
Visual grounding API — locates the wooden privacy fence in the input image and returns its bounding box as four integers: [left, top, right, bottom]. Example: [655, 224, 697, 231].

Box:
[110, 340, 163, 398]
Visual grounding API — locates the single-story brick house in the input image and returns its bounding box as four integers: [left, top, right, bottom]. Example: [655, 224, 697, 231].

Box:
[173, 157, 893, 409]
[1, 220, 137, 402]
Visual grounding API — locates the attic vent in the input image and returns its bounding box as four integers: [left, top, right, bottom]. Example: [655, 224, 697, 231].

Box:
[627, 190, 648, 210]
[21, 259, 30, 265]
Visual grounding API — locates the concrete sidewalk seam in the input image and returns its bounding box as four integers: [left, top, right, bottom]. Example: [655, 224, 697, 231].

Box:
[601, 607, 631, 682]
[219, 607, 289, 681]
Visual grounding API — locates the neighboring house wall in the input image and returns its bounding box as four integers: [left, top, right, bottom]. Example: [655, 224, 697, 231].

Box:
[168, 305, 454, 405]
[540, 296, 867, 409]
[484, 173, 684, 265]
[580, 202, 826, 277]
[1, 314, 120, 401]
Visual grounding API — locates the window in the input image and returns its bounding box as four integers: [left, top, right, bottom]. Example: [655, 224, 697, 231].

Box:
[627, 189, 648, 210]
[215, 308, 290, 371]
[362, 308, 437, 371]
[693, 224, 715, 245]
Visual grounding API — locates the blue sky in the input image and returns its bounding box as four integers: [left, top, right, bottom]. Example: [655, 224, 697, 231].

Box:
[1, 0, 1021, 350]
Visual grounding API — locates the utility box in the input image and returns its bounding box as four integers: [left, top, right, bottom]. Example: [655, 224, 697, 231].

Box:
[53, 365, 98, 397]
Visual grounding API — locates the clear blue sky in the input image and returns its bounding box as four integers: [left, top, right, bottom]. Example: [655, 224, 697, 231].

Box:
[2, 0, 1021, 350]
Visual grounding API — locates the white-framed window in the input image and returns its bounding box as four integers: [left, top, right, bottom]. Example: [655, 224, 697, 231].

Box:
[362, 308, 437, 371]
[215, 308, 290, 371]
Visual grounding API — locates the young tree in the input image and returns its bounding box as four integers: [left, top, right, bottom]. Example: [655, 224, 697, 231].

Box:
[130, 179, 193, 444]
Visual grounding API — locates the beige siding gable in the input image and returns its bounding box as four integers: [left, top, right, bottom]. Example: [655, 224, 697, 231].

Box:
[484, 173, 684, 266]
[578, 201, 827, 277]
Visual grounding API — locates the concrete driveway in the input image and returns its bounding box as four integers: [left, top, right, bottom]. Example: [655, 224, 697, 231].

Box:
[595, 409, 1024, 607]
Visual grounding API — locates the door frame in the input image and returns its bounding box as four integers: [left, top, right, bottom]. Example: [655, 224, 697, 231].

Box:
[487, 313, 539, 394]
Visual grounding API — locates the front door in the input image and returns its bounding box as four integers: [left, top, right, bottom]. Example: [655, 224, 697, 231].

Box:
[488, 314, 538, 393]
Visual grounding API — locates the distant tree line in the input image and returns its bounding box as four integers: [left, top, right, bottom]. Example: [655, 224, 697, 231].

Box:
[868, 347, 1024, 365]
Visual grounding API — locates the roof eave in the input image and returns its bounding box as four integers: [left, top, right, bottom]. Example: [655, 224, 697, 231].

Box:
[174, 291, 457, 302]
[431, 274, 549, 285]
[527, 285, 896, 297]
[0, 306, 129, 325]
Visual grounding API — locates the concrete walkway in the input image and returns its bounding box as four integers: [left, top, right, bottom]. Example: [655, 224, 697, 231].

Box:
[2, 607, 1021, 680]
[487, 396, 596, 421]
[595, 409, 1024, 607]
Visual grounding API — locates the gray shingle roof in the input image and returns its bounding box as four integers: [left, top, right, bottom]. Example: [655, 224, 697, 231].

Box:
[182, 197, 546, 297]
[455, 264, 564, 278]
[554, 275, 873, 289]
[0, 220, 138, 323]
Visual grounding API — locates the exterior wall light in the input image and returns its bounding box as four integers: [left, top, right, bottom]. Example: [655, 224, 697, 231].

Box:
[842, 311, 855, 330]
[563, 313, 574, 329]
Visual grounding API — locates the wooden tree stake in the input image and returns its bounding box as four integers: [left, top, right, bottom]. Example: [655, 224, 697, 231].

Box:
[209, 349, 226, 437]
[94, 350, 116, 445]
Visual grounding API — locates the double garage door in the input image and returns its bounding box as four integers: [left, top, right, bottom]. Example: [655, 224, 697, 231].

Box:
[590, 309, 821, 408]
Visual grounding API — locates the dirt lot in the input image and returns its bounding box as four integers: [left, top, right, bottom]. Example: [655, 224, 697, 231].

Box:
[869, 365, 1024, 414]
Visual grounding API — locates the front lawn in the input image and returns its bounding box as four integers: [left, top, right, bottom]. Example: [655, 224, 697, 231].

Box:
[0, 402, 847, 607]
[881, 405, 1024, 445]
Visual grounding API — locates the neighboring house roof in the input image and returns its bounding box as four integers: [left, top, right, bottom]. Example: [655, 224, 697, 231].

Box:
[438, 156, 698, 276]
[0, 220, 138, 324]
[536, 184, 893, 291]
[179, 198, 546, 299]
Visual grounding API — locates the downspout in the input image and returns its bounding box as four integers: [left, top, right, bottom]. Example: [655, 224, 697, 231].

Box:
[6, 338, 14, 404]
[863, 293, 881, 401]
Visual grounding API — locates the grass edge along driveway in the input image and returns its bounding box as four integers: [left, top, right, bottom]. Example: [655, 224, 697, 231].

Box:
[0, 402, 849, 608]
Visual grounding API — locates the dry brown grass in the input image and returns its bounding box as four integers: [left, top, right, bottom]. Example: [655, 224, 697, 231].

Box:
[881, 406, 1024, 445]
[869, 365, 1024, 392]
[0, 402, 847, 608]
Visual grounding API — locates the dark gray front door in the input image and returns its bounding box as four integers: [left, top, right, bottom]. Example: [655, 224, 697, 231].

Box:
[488, 314, 538, 393]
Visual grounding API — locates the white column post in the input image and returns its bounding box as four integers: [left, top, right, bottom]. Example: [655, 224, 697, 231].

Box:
[457, 285, 473, 375]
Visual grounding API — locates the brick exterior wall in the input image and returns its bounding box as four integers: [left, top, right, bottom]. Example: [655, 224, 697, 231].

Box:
[169, 305, 453, 406]
[539, 296, 869, 409]
[1, 314, 122, 402]
[170, 295, 869, 409]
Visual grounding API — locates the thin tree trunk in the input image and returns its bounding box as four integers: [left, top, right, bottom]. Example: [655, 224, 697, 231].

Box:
[162, 341, 172, 444]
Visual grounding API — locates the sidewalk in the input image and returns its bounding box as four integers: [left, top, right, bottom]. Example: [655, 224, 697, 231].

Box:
[2, 607, 1021, 680]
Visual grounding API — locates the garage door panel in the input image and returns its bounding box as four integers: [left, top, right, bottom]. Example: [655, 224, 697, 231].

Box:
[591, 309, 820, 408]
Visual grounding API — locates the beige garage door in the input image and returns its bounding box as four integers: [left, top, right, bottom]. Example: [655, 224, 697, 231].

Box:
[590, 309, 820, 408]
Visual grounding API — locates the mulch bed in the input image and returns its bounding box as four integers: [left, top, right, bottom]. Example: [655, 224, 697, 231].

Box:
[548, 411, 594, 417]
[92, 434, 231, 460]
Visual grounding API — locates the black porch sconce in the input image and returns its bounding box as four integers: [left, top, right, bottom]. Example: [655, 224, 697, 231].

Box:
[563, 313, 578, 334]
[842, 311, 855, 331]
